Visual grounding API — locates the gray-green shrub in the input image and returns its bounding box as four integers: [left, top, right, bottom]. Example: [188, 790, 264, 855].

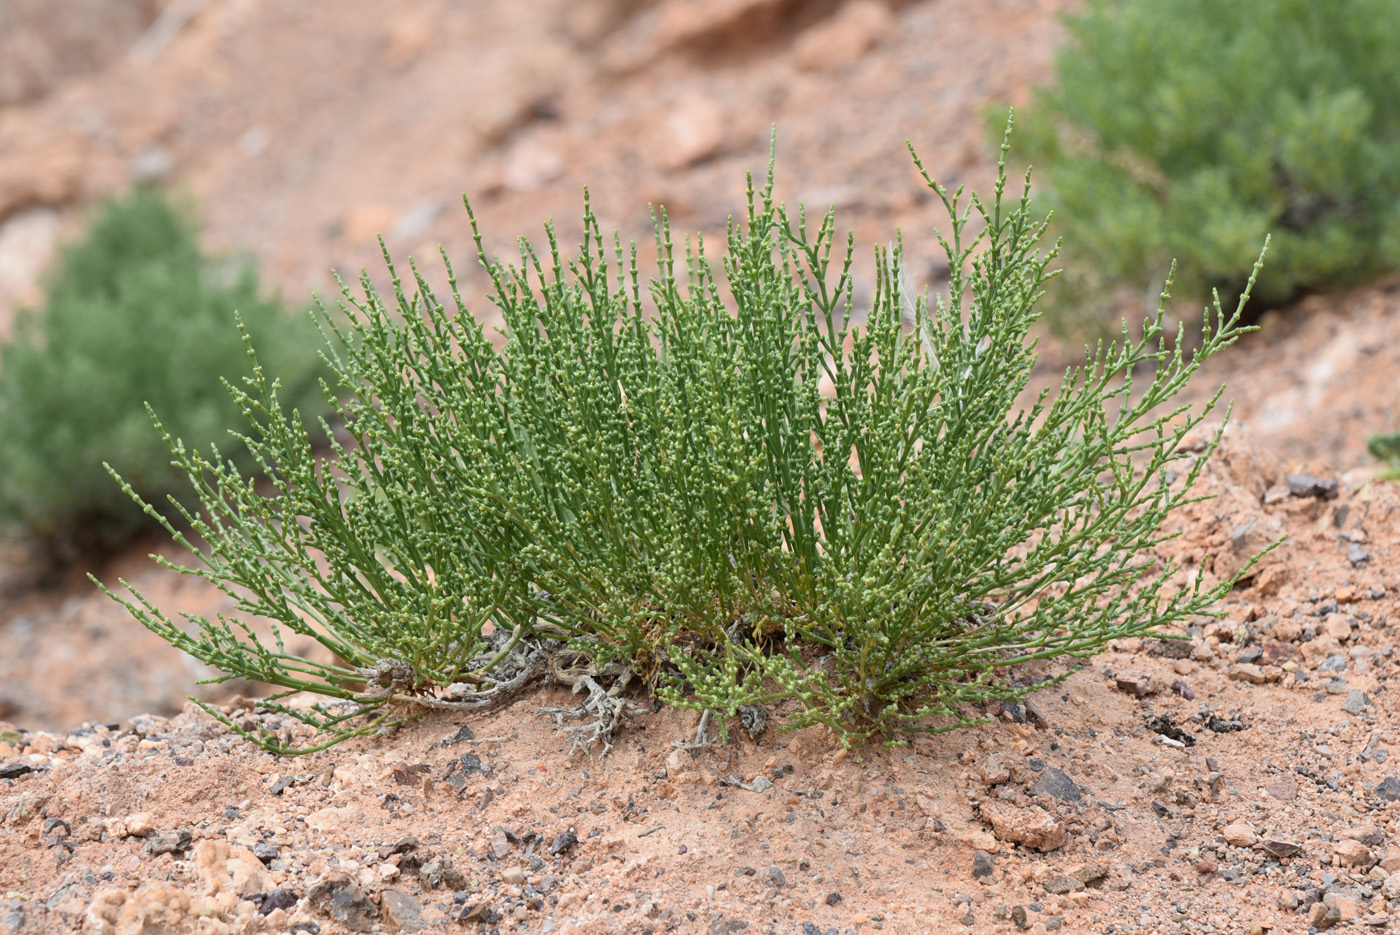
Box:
[1014, 0, 1400, 320]
[0, 186, 328, 559]
[100, 135, 1267, 752]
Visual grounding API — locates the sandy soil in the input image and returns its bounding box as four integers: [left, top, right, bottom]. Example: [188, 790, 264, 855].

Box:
[4, 2, 1400, 934]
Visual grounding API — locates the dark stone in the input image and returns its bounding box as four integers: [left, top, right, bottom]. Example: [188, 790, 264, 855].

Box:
[0, 763, 34, 779]
[1318, 654, 1348, 673]
[1146, 714, 1196, 746]
[825, 892, 843, 906]
[252, 842, 279, 864]
[1287, 473, 1337, 498]
[1260, 839, 1302, 859]
[549, 832, 578, 856]
[1170, 679, 1195, 700]
[1001, 702, 1026, 723]
[802, 925, 822, 935]
[1012, 905, 1029, 930]
[1026, 758, 1046, 772]
[144, 831, 191, 856]
[971, 850, 995, 880]
[1031, 768, 1082, 803]
[1347, 545, 1371, 566]
[1374, 776, 1400, 802]
[1044, 876, 1084, 895]
[441, 724, 476, 746]
[1236, 646, 1263, 664]
[258, 889, 298, 916]
[1206, 714, 1245, 734]
[1146, 638, 1193, 659]
[308, 876, 377, 932]
[269, 775, 293, 796]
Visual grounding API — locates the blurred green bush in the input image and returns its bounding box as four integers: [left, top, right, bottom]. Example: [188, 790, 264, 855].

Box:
[1013, 0, 1400, 326]
[0, 186, 329, 561]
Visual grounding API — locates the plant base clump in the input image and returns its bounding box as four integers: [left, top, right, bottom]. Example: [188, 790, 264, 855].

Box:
[100, 126, 1268, 753]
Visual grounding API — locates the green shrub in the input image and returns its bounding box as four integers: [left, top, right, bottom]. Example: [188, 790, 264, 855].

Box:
[99, 134, 1268, 753]
[0, 186, 329, 559]
[1370, 430, 1400, 480]
[1013, 0, 1400, 319]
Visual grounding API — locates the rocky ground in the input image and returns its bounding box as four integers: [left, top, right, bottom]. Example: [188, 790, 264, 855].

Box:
[5, 2, 1400, 934]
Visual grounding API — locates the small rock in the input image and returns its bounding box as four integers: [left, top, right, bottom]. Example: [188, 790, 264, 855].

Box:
[308, 875, 378, 932]
[1072, 862, 1110, 884]
[766, 865, 787, 887]
[549, 832, 578, 856]
[1011, 905, 1028, 930]
[380, 888, 425, 932]
[500, 866, 525, 886]
[1170, 679, 1195, 700]
[1375, 776, 1400, 802]
[971, 850, 995, 881]
[1260, 839, 1302, 859]
[1194, 859, 1218, 874]
[980, 801, 1068, 852]
[1227, 663, 1267, 684]
[1347, 545, 1371, 566]
[978, 755, 1010, 785]
[1309, 900, 1334, 930]
[1023, 699, 1050, 728]
[1287, 472, 1337, 498]
[1043, 875, 1084, 895]
[709, 920, 749, 935]
[1335, 839, 1376, 868]
[1318, 653, 1348, 673]
[144, 831, 191, 856]
[825, 892, 842, 906]
[491, 830, 512, 859]
[1342, 690, 1371, 715]
[1265, 775, 1298, 802]
[258, 889, 297, 916]
[1222, 821, 1257, 848]
[1031, 768, 1082, 803]
[1113, 670, 1155, 698]
[1324, 614, 1354, 641]
[1343, 823, 1385, 847]
[252, 842, 279, 865]
[1325, 892, 1359, 923]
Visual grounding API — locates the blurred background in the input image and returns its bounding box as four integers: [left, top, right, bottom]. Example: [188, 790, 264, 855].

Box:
[1, 0, 1397, 730]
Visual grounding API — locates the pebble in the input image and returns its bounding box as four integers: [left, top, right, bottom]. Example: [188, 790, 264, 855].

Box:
[500, 866, 525, 885]
[971, 850, 995, 880]
[1335, 839, 1376, 868]
[1342, 690, 1371, 714]
[1287, 472, 1338, 498]
[380, 888, 424, 932]
[1113, 670, 1155, 698]
[1260, 839, 1302, 858]
[1375, 776, 1400, 801]
[1043, 875, 1084, 895]
[1030, 768, 1082, 803]
[1222, 821, 1257, 848]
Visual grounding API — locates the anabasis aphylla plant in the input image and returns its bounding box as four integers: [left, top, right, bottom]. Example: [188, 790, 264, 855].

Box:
[98, 124, 1268, 753]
